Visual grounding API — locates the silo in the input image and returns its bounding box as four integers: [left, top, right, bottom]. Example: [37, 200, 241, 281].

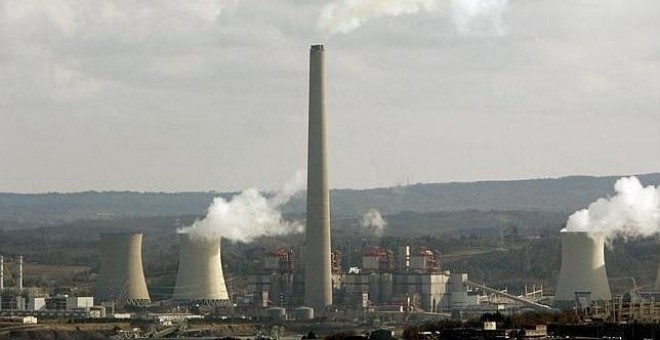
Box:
[304, 44, 333, 311]
[95, 233, 151, 305]
[173, 233, 229, 304]
[555, 231, 611, 305]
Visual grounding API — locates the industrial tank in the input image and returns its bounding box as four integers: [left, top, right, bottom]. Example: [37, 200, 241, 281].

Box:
[172, 233, 229, 304]
[95, 233, 151, 305]
[294, 306, 314, 320]
[555, 231, 611, 305]
[266, 307, 287, 321]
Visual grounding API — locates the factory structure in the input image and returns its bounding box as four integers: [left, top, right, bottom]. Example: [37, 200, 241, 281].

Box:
[245, 244, 556, 316]
[0, 254, 103, 319]
[0, 45, 657, 327]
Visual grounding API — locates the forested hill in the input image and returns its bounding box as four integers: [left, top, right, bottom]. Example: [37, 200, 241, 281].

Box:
[0, 173, 658, 226]
[324, 173, 660, 216]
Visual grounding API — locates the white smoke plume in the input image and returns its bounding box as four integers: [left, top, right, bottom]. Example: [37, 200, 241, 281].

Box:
[319, 0, 438, 35]
[318, 0, 508, 36]
[562, 176, 660, 242]
[178, 171, 306, 243]
[360, 209, 388, 237]
[452, 0, 508, 36]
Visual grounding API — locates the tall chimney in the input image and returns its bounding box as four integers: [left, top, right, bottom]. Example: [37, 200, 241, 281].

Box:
[304, 44, 333, 311]
[655, 260, 660, 290]
[0, 255, 4, 291]
[18, 255, 23, 291]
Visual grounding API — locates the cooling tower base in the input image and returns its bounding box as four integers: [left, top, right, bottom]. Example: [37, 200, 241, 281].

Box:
[125, 298, 151, 306]
[174, 299, 232, 307]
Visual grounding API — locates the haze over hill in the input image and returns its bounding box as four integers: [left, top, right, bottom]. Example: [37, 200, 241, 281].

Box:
[0, 173, 658, 226]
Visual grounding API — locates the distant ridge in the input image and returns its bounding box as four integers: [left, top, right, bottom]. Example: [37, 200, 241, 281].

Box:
[320, 173, 660, 216]
[0, 173, 658, 226]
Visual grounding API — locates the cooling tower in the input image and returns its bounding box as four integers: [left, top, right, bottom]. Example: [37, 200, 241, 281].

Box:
[95, 233, 151, 305]
[172, 233, 229, 304]
[555, 231, 611, 304]
[304, 44, 333, 311]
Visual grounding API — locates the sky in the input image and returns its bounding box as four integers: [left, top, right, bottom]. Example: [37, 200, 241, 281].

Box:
[0, 0, 658, 193]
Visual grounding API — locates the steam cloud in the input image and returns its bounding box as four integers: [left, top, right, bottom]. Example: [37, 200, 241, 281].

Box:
[178, 171, 305, 243]
[318, 0, 508, 36]
[360, 209, 388, 237]
[562, 176, 660, 242]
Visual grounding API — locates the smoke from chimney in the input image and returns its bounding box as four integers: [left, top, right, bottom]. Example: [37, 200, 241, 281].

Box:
[360, 209, 388, 237]
[318, 0, 508, 36]
[178, 171, 305, 243]
[562, 176, 660, 243]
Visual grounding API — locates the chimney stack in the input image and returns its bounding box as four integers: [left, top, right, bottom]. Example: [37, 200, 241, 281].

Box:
[304, 44, 333, 311]
[655, 260, 660, 290]
[18, 255, 23, 291]
[0, 255, 4, 291]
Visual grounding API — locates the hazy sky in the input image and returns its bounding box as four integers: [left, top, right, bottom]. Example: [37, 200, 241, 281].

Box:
[1, 0, 658, 193]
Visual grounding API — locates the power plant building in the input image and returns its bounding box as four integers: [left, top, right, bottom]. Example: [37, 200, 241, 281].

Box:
[304, 44, 333, 311]
[173, 233, 229, 305]
[95, 233, 151, 306]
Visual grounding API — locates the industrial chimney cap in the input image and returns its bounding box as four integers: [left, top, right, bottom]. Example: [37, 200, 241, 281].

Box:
[311, 44, 324, 51]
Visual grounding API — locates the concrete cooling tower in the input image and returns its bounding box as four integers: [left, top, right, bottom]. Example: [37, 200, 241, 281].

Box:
[304, 44, 333, 311]
[555, 231, 611, 306]
[173, 233, 229, 305]
[96, 233, 151, 305]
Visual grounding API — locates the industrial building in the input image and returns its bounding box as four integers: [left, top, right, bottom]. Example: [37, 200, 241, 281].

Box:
[245, 244, 552, 314]
[0, 254, 104, 319]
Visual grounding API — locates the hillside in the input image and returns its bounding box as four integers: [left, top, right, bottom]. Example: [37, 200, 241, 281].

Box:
[0, 173, 658, 226]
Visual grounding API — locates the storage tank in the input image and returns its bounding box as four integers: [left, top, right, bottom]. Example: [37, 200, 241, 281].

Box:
[555, 231, 611, 305]
[95, 233, 151, 306]
[266, 307, 287, 321]
[294, 306, 314, 320]
[173, 233, 229, 304]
